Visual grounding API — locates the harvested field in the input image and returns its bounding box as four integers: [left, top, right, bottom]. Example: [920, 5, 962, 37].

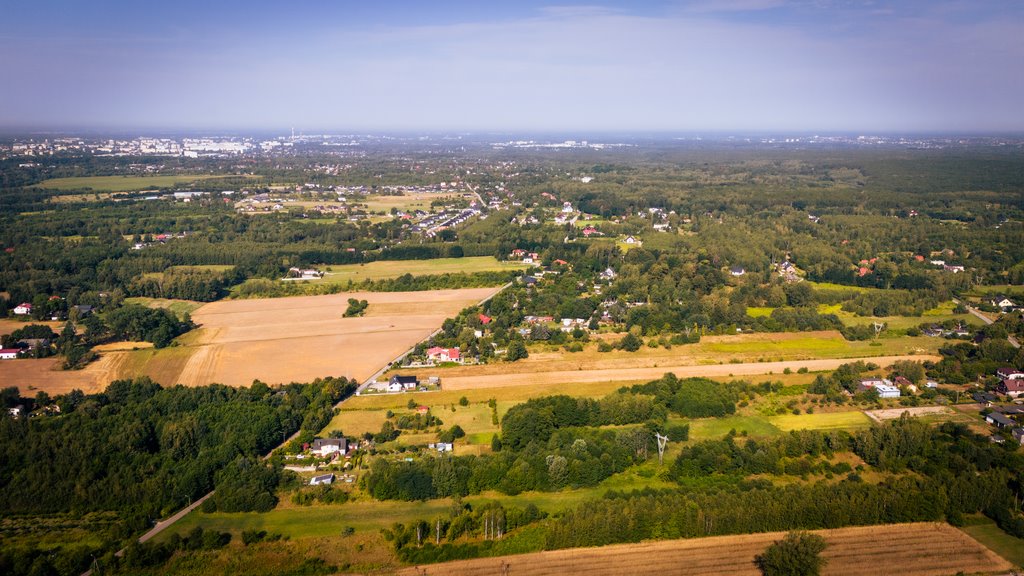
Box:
[397, 522, 1011, 576]
[0, 355, 118, 395]
[0, 319, 63, 336]
[3, 288, 498, 393]
[436, 354, 940, 391]
[166, 287, 499, 387]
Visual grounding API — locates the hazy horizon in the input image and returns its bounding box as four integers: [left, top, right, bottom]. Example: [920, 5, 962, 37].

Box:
[2, 1, 1022, 133]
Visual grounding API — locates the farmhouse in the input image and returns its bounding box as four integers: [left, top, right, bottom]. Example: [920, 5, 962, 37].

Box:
[995, 367, 1024, 380]
[998, 379, 1024, 398]
[426, 346, 461, 363]
[0, 349, 20, 360]
[989, 297, 1017, 311]
[428, 442, 453, 452]
[858, 378, 900, 398]
[311, 438, 347, 456]
[309, 473, 335, 486]
[729, 266, 746, 277]
[389, 375, 419, 391]
[13, 303, 32, 315]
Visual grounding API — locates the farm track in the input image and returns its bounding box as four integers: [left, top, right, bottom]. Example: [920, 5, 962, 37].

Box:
[396, 523, 1011, 576]
[439, 354, 942, 390]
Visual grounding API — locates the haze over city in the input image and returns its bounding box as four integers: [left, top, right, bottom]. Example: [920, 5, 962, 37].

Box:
[2, 0, 1022, 133]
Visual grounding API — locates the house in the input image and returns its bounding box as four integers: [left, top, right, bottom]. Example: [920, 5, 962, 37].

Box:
[416, 405, 429, 415]
[972, 392, 998, 404]
[310, 473, 335, 486]
[986, 412, 1014, 429]
[522, 276, 538, 286]
[989, 297, 1017, 311]
[428, 442, 453, 452]
[925, 380, 939, 389]
[389, 375, 418, 391]
[311, 438, 347, 456]
[893, 376, 913, 389]
[600, 267, 618, 280]
[553, 259, 569, 266]
[478, 313, 493, 325]
[858, 378, 900, 398]
[581, 226, 601, 237]
[623, 235, 639, 245]
[0, 349, 20, 360]
[72, 304, 93, 317]
[729, 266, 746, 277]
[426, 346, 461, 363]
[995, 367, 1024, 380]
[874, 384, 901, 399]
[1012, 427, 1024, 446]
[997, 379, 1024, 398]
[13, 303, 32, 315]
[943, 264, 965, 273]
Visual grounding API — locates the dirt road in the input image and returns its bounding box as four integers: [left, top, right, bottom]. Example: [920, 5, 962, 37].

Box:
[440, 354, 941, 390]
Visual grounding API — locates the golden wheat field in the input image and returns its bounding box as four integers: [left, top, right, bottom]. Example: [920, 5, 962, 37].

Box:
[395, 523, 1010, 576]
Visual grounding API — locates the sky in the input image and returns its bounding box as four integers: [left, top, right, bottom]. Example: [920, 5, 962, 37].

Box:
[0, 0, 1022, 133]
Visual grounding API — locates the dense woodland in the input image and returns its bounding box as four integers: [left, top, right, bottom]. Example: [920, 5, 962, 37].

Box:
[0, 376, 356, 576]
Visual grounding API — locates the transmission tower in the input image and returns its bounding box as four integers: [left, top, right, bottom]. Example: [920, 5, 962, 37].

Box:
[655, 432, 669, 465]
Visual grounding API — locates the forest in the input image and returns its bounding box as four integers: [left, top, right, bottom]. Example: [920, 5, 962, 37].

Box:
[0, 376, 357, 576]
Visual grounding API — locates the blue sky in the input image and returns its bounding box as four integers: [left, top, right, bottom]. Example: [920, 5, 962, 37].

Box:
[1, 1, 1021, 132]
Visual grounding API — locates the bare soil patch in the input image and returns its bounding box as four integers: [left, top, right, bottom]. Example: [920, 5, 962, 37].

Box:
[397, 522, 1010, 576]
[865, 406, 953, 422]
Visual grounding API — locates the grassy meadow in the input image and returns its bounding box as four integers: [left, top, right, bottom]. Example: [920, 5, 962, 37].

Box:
[311, 256, 529, 284]
[36, 174, 260, 191]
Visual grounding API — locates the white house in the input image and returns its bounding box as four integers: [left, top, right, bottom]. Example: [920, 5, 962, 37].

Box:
[13, 303, 32, 315]
[730, 266, 746, 277]
[874, 384, 901, 399]
[310, 438, 347, 456]
[996, 368, 1024, 381]
[0, 349, 20, 360]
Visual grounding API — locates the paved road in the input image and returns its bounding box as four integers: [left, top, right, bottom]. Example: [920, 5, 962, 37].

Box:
[954, 298, 1020, 349]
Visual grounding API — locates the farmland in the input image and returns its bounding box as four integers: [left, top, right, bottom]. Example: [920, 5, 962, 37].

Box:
[35, 174, 260, 191]
[396, 523, 1011, 576]
[308, 256, 529, 284]
[2, 288, 500, 394]
[430, 354, 940, 391]
[161, 287, 500, 387]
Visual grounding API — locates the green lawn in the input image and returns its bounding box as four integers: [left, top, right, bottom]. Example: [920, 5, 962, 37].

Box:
[816, 303, 981, 331]
[960, 515, 1024, 568]
[124, 297, 205, 320]
[805, 281, 877, 293]
[768, 410, 872, 432]
[35, 174, 259, 191]
[746, 306, 775, 318]
[686, 415, 782, 440]
[312, 257, 528, 284]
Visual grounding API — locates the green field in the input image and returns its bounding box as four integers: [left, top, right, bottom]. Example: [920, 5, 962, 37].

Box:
[124, 297, 206, 320]
[768, 410, 872, 432]
[805, 281, 877, 293]
[816, 303, 981, 331]
[36, 174, 260, 192]
[960, 515, 1024, 568]
[746, 306, 775, 318]
[312, 256, 528, 284]
[687, 415, 782, 440]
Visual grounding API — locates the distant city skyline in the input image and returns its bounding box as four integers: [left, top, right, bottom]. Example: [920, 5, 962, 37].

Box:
[1, 1, 1022, 132]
